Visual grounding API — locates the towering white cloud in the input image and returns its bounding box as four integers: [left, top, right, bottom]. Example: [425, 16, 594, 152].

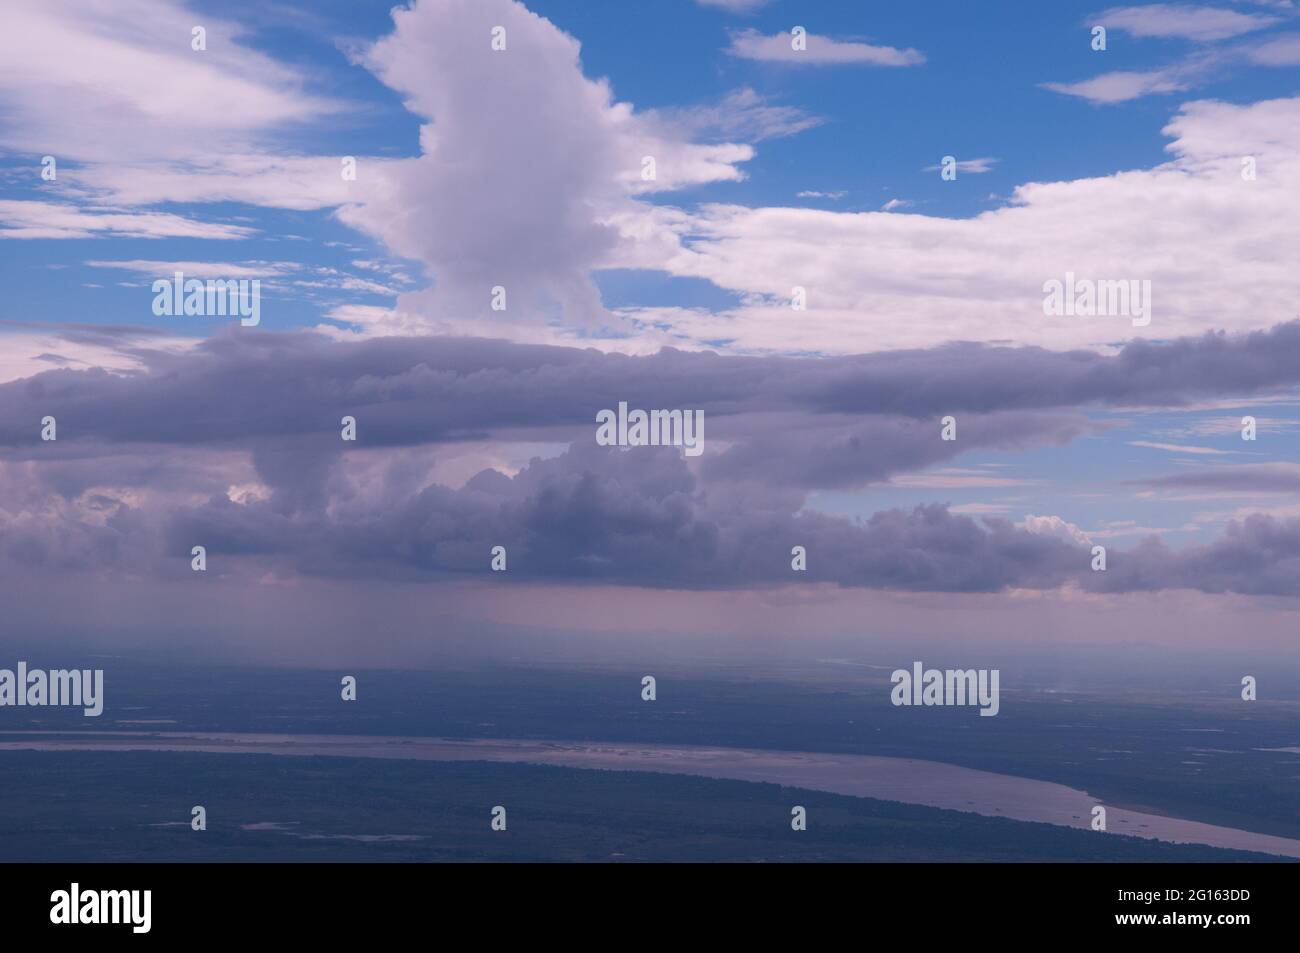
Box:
[337, 0, 757, 333]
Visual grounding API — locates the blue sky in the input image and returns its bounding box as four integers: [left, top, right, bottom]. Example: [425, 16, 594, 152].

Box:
[7, 0, 1299, 334]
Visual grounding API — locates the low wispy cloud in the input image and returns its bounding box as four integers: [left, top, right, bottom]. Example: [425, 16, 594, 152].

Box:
[1247, 32, 1300, 64]
[695, 0, 771, 11]
[0, 0, 337, 163]
[648, 88, 823, 143]
[1131, 462, 1300, 493]
[0, 201, 255, 240]
[1095, 4, 1280, 41]
[894, 469, 1039, 489]
[725, 28, 925, 66]
[85, 260, 300, 279]
[922, 157, 998, 174]
[1127, 440, 1236, 455]
[1043, 63, 1206, 103]
[1046, 6, 1297, 103]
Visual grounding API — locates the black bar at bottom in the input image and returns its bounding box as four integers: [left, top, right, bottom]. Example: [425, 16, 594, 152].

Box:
[4, 861, 1289, 940]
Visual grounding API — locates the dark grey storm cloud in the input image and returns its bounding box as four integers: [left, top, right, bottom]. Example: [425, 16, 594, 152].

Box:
[160, 441, 1092, 591]
[704, 410, 1091, 489]
[5, 320, 1300, 450]
[1087, 515, 1300, 597]
[2, 322, 1300, 595]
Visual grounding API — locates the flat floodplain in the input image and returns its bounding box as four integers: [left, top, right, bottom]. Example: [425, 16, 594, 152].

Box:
[1, 662, 1296, 862]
